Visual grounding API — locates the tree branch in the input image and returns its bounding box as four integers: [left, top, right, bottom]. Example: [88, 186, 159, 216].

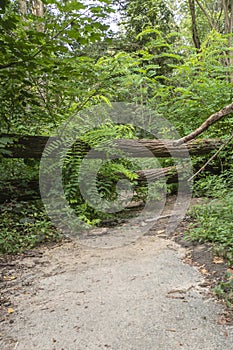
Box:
[0, 61, 22, 70]
[188, 131, 233, 181]
[174, 101, 233, 145]
[0, 17, 77, 70]
[195, 0, 218, 30]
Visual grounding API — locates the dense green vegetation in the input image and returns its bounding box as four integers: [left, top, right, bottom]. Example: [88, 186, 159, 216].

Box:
[0, 0, 233, 305]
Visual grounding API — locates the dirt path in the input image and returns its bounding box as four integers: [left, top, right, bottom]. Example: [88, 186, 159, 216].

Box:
[0, 236, 233, 350]
[1, 199, 233, 350]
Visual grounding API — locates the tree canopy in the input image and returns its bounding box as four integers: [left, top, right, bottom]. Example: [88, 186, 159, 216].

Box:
[0, 0, 232, 137]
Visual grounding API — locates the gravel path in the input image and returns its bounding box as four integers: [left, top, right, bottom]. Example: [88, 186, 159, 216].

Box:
[1, 236, 233, 350]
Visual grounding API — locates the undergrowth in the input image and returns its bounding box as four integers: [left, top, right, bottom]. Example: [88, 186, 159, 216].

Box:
[0, 200, 61, 254]
[187, 193, 233, 264]
[214, 272, 233, 308]
[186, 168, 233, 308]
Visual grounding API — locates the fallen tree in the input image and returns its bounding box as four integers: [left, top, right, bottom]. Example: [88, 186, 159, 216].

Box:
[2, 100, 233, 203]
[0, 134, 226, 158]
[0, 166, 179, 203]
[2, 160, 223, 204]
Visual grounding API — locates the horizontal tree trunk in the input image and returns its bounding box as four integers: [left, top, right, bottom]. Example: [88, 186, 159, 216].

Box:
[1, 134, 226, 159]
[0, 166, 180, 203]
[135, 166, 178, 183]
[114, 139, 224, 158]
[1, 159, 222, 204]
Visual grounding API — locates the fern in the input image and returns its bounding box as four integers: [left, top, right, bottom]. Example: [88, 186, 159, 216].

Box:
[61, 123, 141, 225]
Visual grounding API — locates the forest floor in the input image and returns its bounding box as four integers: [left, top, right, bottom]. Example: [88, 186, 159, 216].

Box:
[0, 197, 233, 350]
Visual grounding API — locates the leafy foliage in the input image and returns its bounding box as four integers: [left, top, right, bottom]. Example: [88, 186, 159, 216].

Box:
[151, 31, 233, 137]
[214, 272, 233, 308]
[187, 192, 233, 264]
[0, 0, 115, 133]
[0, 201, 61, 254]
[62, 123, 140, 225]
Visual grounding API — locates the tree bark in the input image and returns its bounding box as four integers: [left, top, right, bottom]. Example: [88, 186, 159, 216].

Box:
[19, 0, 27, 15]
[19, 0, 44, 16]
[1, 134, 225, 159]
[31, 0, 44, 17]
[222, 0, 233, 83]
[135, 166, 178, 183]
[188, 0, 201, 51]
[114, 139, 224, 157]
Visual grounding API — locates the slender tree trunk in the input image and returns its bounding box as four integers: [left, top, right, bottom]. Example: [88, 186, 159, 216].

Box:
[19, 0, 27, 15]
[222, 0, 233, 83]
[31, 0, 44, 17]
[19, 0, 44, 17]
[188, 0, 201, 51]
[195, 0, 218, 30]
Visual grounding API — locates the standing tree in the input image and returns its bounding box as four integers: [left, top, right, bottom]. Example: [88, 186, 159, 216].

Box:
[189, 0, 233, 81]
[19, 0, 44, 16]
[188, 0, 201, 50]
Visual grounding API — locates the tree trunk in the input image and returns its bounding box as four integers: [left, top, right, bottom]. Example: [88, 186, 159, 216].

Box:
[135, 166, 178, 183]
[0, 166, 179, 203]
[31, 0, 44, 17]
[195, 0, 218, 30]
[19, 0, 44, 31]
[114, 139, 224, 157]
[19, 0, 44, 16]
[222, 0, 233, 83]
[188, 0, 201, 51]
[1, 134, 225, 159]
[19, 0, 27, 14]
